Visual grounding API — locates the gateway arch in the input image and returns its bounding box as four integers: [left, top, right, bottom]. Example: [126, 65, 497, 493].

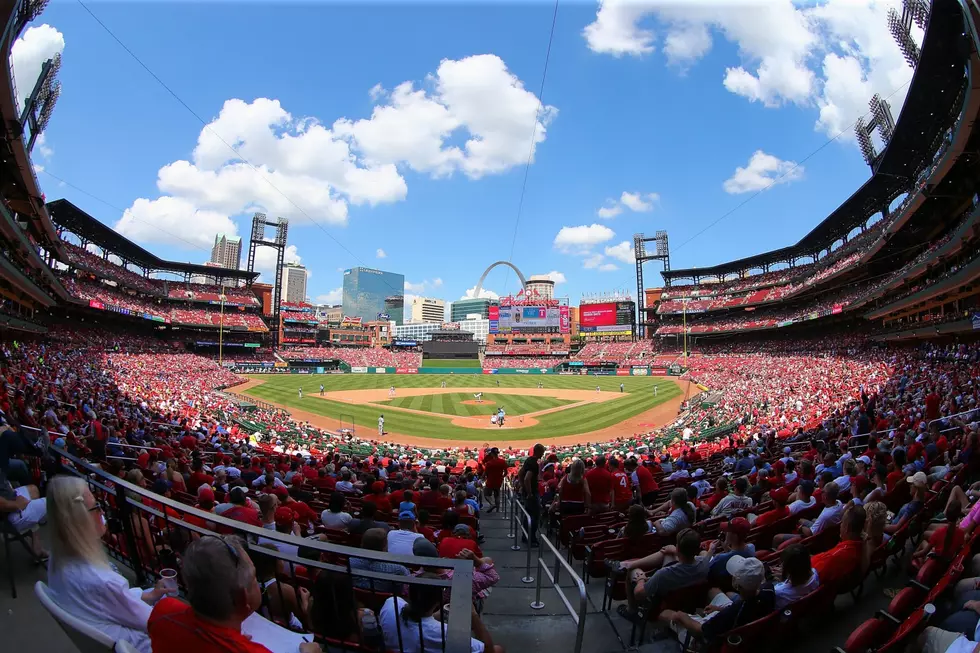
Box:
[474, 261, 526, 298]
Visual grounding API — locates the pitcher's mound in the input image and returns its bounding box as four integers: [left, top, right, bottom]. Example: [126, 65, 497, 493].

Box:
[460, 399, 496, 406]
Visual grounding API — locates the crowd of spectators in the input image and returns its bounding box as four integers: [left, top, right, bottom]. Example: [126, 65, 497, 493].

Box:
[62, 242, 163, 295]
[278, 346, 422, 368]
[573, 341, 658, 365]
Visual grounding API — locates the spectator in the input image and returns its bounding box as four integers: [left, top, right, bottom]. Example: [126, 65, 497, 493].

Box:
[321, 492, 352, 531]
[439, 523, 484, 559]
[585, 455, 614, 513]
[616, 504, 654, 540]
[773, 482, 843, 548]
[46, 476, 169, 653]
[774, 544, 819, 609]
[147, 535, 319, 653]
[710, 476, 753, 518]
[387, 511, 425, 555]
[379, 573, 504, 653]
[309, 570, 377, 646]
[350, 528, 410, 592]
[648, 487, 696, 536]
[349, 502, 390, 536]
[0, 466, 46, 561]
[617, 529, 710, 623]
[811, 504, 866, 587]
[250, 544, 309, 630]
[552, 459, 590, 517]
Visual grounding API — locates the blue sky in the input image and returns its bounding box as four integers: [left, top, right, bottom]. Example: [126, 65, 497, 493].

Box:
[14, 1, 918, 307]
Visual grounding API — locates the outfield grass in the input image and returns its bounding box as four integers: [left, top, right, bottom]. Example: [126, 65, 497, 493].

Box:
[243, 374, 681, 441]
[375, 392, 573, 417]
[420, 358, 482, 368]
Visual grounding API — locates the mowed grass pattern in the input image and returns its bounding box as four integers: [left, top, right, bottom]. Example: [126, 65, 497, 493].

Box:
[375, 392, 573, 417]
[243, 374, 683, 442]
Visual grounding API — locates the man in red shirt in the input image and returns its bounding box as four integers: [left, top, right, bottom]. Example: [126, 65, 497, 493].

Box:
[626, 458, 660, 507]
[811, 504, 865, 587]
[483, 448, 510, 513]
[148, 535, 319, 653]
[220, 487, 261, 530]
[362, 481, 393, 516]
[753, 488, 790, 527]
[187, 458, 213, 493]
[585, 456, 614, 512]
[609, 458, 633, 512]
[438, 523, 485, 559]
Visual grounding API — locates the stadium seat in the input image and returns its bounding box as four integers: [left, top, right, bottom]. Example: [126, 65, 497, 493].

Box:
[34, 581, 117, 652]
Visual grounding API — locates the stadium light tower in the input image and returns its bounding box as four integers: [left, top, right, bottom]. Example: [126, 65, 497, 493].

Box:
[855, 94, 897, 171]
[19, 53, 61, 153]
[246, 212, 289, 348]
[888, 6, 921, 68]
[633, 231, 670, 339]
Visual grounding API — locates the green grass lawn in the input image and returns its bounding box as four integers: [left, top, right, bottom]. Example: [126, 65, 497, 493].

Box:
[375, 392, 573, 417]
[241, 374, 682, 441]
[420, 358, 482, 368]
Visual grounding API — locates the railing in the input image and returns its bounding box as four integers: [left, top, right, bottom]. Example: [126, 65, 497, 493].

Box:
[930, 407, 980, 428]
[504, 480, 588, 653]
[49, 445, 476, 652]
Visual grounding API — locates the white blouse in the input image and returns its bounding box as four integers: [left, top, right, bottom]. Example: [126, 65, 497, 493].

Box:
[47, 559, 153, 653]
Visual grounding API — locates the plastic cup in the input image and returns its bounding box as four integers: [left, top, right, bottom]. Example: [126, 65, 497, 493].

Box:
[160, 568, 179, 596]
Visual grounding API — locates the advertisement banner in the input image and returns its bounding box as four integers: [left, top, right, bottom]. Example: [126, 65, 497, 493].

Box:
[581, 327, 634, 337]
[649, 368, 667, 376]
[832, 305, 843, 314]
[631, 367, 649, 376]
[581, 303, 617, 326]
[559, 305, 570, 334]
[393, 339, 418, 347]
[395, 368, 418, 374]
[88, 300, 105, 310]
[973, 313, 980, 330]
[483, 369, 497, 374]
[616, 369, 630, 376]
[374, 368, 387, 374]
[494, 305, 562, 334]
[274, 361, 288, 368]
[351, 366, 368, 374]
[316, 367, 324, 374]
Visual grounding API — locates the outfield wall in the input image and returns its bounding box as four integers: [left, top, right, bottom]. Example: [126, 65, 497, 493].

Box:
[240, 365, 664, 376]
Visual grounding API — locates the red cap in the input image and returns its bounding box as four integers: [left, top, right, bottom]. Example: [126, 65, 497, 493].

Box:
[720, 517, 751, 539]
[371, 481, 386, 493]
[197, 487, 215, 502]
[273, 486, 289, 499]
[772, 460, 785, 472]
[770, 488, 789, 504]
[274, 506, 295, 528]
[291, 474, 304, 486]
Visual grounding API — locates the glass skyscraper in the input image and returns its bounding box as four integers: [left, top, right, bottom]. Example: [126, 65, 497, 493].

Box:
[342, 267, 405, 324]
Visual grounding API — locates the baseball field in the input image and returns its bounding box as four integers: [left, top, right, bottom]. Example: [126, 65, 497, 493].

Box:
[236, 374, 690, 446]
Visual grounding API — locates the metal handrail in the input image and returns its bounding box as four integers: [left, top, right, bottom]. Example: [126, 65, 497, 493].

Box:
[505, 481, 588, 653]
[930, 408, 980, 427]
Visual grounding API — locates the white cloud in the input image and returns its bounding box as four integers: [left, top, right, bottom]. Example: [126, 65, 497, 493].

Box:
[461, 285, 499, 300]
[596, 191, 657, 218]
[583, 253, 606, 269]
[114, 197, 237, 249]
[368, 83, 386, 102]
[723, 150, 803, 194]
[10, 24, 64, 113]
[121, 54, 555, 248]
[335, 54, 557, 179]
[597, 204, 623, 219]
[599, 263, 619, 272]
[316, 287, 343, 304]
[542, 271, 566, 284]
[605, 241, 636, 264]
[619, 191, 658, 212]
[432, 277, 443, 288]
[582, 0, 916, 140]
[553, 224, 615, 254]
[405, 280, 427, 293]
[376, 248, 387, 259]
[35, 132, 53, 159]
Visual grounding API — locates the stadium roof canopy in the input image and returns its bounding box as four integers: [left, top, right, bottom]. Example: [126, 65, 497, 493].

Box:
[664, 0, 969, 282]
[47, 199, 258, 282]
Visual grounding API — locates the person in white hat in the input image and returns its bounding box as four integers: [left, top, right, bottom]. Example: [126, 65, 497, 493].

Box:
[660, 554, 774, 644]
[884, 471, 929, 536]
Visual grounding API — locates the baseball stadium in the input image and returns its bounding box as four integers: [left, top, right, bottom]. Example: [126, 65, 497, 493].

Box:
[2, 1, 980, 653]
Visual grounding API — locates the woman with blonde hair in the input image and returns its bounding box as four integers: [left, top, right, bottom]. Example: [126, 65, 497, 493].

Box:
[46, 475, 170, 653]
[861, 500, 889, 574]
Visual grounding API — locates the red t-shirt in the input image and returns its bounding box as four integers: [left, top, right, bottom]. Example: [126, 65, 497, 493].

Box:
[363, 494, 392, 515]
[223, 505, 262, 528]
[753, 505, 789, 528]
[585, 467, 614, 504]
[438, 536, 483, 559]
[148, 598, 271, 653]
[484, 458, 509, 490]
[886, 470, 904, 492]
[811, 539, 862, 587]
[929, 525, 966, 558]
[925, 393, 941, 421]
[635, 466, 659, 495]
[187, 472, 214, 492]
[611, 471, 632, 504]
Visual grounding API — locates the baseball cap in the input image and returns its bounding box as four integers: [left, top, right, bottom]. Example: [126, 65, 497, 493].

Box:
[273, 486, 289, 499]
[857, 455, 872, 465]
[413, 538, 439, 557]
[151, 479, 171, 495]
[453, 524, 472, 537]
[274, 507, 295, 528]
[398, 510, 416, 521]
[692, 468, 706, 478]
[197, 487, 215, 502]
[907, 471, 928, 486]
[371, 481, 386, 493]
[770, 488, 789, 504]
[726, 555, 766, 592]
[720, 517, 751, 539]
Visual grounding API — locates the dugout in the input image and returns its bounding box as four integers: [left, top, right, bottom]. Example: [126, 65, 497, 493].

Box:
[423, 329, 479, 361]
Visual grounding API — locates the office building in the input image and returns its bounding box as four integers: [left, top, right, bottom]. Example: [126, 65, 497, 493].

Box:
[525, 275, 555, 300]
[450, 297, 497, 322]
[394, 318, 490, 344]
[410, 297, 445, 323]
[280, 263, 308, 304]
[210, 234, 242, 270]
[315, 304, 343, 324]
[342, 267, 405, 324]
